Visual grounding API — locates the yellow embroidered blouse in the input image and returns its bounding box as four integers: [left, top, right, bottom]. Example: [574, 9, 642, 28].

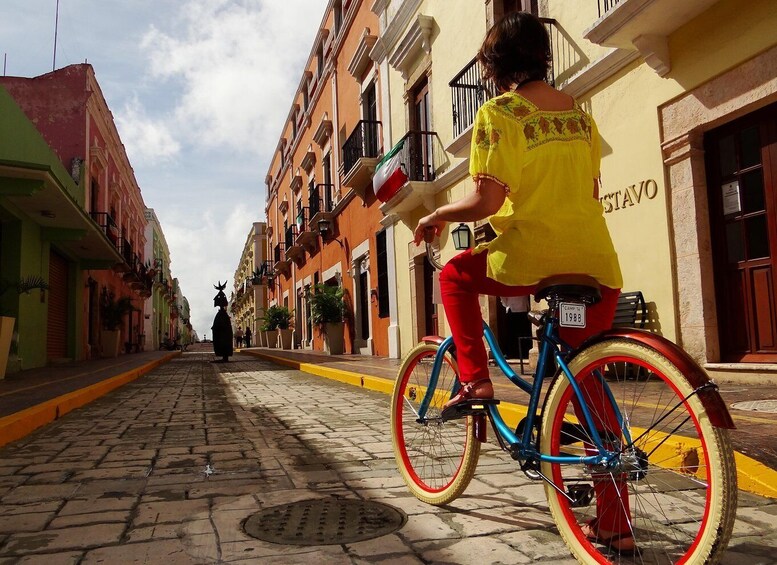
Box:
[470, 92, 623, 289]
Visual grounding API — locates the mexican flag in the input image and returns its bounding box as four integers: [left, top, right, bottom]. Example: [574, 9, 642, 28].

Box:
[372, 137, 408, 203]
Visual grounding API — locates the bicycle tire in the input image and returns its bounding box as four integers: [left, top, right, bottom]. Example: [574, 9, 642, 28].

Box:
[540, 339, 736, 564]
[390, 342, 480, 505]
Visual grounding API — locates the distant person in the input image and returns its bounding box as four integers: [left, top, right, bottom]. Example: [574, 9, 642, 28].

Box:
[244, 327, 252, 348]
[235, 326, 244, 348]
[211, 281, 233, 362]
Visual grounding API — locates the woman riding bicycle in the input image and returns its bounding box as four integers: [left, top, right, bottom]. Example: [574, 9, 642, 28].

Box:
[414, 12, 631, 554]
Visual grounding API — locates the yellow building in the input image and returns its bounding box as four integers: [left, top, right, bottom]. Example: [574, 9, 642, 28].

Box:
[230, 222, 268, 343]
[544, 0, 777, 376]
[373, 0, 777, 376]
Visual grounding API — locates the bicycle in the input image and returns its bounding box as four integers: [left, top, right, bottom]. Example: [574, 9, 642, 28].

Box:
[390, 242, 737, 564]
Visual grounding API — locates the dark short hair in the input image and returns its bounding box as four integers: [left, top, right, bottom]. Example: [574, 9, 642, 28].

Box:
[477, 12, 551, 93]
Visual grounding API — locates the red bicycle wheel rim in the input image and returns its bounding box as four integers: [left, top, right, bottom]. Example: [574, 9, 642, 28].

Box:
[548, 354, 713, 564]
[395, 349, 469, 494]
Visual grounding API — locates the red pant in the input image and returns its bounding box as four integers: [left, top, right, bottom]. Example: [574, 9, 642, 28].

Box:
[440, 249, 629, 534]
[439, 250, 620, 381]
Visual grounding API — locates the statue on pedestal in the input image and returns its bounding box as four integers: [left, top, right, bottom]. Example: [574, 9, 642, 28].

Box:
[211, 281, 233, 362]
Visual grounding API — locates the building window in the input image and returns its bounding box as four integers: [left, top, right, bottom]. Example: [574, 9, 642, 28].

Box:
[333, 0, 343, 35]
[376, 230, 389, 318]
[317, 43, 324, 78]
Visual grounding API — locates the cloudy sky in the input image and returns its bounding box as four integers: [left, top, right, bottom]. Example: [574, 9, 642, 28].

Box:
[1, 0, 327, 336]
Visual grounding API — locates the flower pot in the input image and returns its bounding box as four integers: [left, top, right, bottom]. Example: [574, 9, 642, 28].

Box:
[323, 321, 345, 355]
[278, 328, 293, 350]
[100, 329, 121, 358]
[265, 331, 277, 348]
[0, 316, 15, 379]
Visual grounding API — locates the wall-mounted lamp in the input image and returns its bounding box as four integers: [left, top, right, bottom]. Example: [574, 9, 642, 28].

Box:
[317, 218, 344, 248]
[452, 223, 473, 250]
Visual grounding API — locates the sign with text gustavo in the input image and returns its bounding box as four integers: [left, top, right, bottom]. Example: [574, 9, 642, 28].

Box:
[599, 179, 659, 213]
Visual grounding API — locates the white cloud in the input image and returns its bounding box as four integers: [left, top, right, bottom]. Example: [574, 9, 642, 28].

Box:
[140, 0, 326, 156]
[0, 0, 327, 339]
[115, 97, 181, 164]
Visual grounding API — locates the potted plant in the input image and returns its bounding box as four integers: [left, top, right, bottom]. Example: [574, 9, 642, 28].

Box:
[265, 304, 294, 349]
[308, 283, 346, 355]
[100, 291, 133, 358]
[0, 276, 49, 379]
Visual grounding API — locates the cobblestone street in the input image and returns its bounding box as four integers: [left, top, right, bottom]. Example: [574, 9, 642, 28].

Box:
[0, 352, 774, 564]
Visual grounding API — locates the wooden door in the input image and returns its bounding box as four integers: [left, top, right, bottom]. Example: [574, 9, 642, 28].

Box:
[705, 103, 777, 362]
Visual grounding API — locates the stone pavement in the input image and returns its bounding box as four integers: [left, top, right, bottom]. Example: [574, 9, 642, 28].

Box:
[0, 351, 774, 563]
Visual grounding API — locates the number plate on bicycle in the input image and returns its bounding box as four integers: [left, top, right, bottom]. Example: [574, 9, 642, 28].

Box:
[559, 302, 586, 328]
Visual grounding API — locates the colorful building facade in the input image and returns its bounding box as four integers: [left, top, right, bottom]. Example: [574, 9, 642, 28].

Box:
[372, 0, 777, 376]
[264, 0, 392, 356]
[229, 222, 268, 343]
[1, 64, 187, 364]
[1, 86, 122, 373]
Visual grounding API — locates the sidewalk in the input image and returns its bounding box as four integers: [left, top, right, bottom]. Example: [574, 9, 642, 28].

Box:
[0, 343, 775, 498]
[0, 349, 180, 448]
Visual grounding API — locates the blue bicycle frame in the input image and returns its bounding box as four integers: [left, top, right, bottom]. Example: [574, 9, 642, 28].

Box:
[417, 318, 631, 467]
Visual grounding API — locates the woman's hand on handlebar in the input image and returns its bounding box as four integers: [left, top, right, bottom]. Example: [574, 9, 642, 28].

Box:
[414, 211, 446, 245]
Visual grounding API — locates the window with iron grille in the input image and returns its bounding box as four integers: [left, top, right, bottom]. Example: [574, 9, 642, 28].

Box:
[376, 230, 389, 318]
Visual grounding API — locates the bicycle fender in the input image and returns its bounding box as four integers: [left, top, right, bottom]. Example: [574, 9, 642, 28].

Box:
[421, 335, 445, 346]
[573, 329, 735, 429]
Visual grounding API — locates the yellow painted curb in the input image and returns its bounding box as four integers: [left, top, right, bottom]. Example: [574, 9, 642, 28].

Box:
[0, 351, 180, 448]
[244, 349, 777, 499]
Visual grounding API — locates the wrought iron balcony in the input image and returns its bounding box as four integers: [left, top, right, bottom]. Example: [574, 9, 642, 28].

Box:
[342, 120, 382, 191]
[273, 242, 291, 275]
[377, 130, 441, 215]
[89, 211, 121, 249]
[294, 206, 317, 250]
[285, 222, 305, 261]
[449, 57, 495, 139]
[598, 0, 620, 17]
[309, 183, 335, 235]
[396, 130, 437, 183]
[448, 18, 556, 151]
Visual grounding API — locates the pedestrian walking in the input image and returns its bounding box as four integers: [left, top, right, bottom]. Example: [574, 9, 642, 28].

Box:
[244, 327, 252, 348]
[235, 327, 244, 348]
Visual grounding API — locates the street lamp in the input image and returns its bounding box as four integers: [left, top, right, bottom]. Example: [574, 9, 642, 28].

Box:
[451, 223, 473, 250]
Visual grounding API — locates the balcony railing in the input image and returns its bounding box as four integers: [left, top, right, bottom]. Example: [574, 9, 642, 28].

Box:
[120, 237, 131, 264]
[89, 212, 121, 248]
[342, 120, 381, 175]
[284, 224, 297, 249]
[449, 18, 556, 138]
[396, 131, 437, 183]
[309, 183, 334, 216]
[295, 207, 309, 233]
[597, 0, 621, 17]
[449, 57, 495, 138]
[273, 243, 286, 264]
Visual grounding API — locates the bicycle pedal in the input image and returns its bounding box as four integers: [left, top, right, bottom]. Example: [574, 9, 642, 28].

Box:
[441, 398, 500, 421]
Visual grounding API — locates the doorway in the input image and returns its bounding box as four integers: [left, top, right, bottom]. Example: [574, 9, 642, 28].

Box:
[705, 102, 777, 362]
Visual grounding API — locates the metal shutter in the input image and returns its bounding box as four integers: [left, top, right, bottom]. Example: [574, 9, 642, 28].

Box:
[47, 250, 69, 359]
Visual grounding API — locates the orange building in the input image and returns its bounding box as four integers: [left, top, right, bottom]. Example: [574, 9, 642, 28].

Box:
[264, 0, 392, 356]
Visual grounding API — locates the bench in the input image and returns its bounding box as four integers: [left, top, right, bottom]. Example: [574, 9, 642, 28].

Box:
[613, 291, 648, 329]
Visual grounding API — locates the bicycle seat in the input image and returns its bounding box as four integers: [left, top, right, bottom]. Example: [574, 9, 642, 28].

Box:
[534, 274, 601, 304]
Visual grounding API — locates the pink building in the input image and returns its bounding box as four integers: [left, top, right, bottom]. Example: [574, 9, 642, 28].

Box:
[1, 64, 152, 358]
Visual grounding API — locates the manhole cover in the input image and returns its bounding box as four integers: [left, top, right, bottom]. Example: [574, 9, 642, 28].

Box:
[243, 498, 406, 545]
[730, 399, 777, 413]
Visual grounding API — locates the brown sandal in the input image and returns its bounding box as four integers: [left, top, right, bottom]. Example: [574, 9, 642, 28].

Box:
[581, 519, 639, 556]
[442, 378, 494, 411]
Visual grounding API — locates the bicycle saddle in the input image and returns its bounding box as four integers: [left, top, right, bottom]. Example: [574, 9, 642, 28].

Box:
[534, 274, 602, 304]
